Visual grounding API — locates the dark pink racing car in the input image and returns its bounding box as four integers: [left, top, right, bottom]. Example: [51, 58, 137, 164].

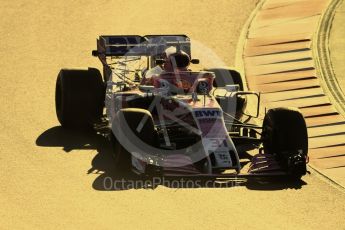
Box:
[55, 35, 308, 180]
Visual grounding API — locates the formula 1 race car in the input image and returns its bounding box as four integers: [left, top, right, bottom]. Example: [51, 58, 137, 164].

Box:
[55, 35, 308, 180]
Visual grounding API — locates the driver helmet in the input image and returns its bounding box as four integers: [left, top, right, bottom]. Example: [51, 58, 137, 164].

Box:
[163, 46, 190, 71]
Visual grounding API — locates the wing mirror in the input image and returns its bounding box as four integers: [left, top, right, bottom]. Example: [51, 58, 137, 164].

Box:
[235, 92, 261, 118]
[92, 50, 99, 56]
[190, 59, 200, 64]
[155, 59, 165, 65]
[225, 84, 240, 92]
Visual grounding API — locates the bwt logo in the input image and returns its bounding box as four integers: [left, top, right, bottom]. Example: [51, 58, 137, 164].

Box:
[194, 110, 221, 118]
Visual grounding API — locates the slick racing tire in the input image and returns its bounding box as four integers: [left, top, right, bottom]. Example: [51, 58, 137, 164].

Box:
[262, 107, 308, 179]
[55, 68, 104, 129]
[206, 67, 244, 90]
[208, 68, 246, 119]
[111, 108, 157, 173]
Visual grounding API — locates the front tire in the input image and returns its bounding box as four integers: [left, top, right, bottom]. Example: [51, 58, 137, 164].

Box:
[111, 108, 158, 173]
[262, 107, 308, 179]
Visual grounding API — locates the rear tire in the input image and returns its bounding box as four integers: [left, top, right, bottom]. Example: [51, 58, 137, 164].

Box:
[55, 68, 104, 129]
[209, 68, 246, 119]
[262, 107, 308, 179]
[206, 68, 244, 90]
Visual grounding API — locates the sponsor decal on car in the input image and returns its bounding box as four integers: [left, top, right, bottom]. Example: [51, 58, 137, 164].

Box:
[194, 109, 222, 118]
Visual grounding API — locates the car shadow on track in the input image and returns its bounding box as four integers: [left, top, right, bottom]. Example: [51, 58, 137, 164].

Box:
[36, 126, 103, 152]
[92, 170, 307, 191]
[36, 126, 307, 191]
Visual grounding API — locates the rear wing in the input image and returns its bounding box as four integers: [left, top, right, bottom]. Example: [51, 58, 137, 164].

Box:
[92, 34, 191, 57]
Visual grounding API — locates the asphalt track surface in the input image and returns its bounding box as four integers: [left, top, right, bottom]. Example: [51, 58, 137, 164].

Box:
[1, 1, 345, 229]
